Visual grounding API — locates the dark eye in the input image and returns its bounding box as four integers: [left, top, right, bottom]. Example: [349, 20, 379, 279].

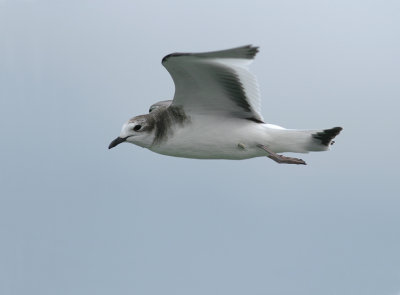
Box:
[133, 125, 142, 131]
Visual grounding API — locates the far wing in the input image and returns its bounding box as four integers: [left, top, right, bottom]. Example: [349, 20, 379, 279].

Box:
[149, 100, 172, 113]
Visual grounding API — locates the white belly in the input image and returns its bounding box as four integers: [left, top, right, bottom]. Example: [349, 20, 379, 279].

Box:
[149, 115, 269, 159]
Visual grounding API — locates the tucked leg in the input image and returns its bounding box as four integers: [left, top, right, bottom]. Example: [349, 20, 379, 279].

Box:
[257, 144, 307, 165]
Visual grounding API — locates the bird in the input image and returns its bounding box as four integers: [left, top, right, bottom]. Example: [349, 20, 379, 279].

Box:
[108, 45, 342, 165]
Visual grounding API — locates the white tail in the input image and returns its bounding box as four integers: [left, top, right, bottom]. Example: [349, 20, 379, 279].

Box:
[265, 126, 343, 153]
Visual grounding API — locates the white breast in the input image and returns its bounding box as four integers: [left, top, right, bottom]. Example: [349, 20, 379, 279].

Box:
[149, 114, 268, 159]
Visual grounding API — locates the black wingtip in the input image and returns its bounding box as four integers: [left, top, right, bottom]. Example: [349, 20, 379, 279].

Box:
[312, 127, 343, 146]
[243, 45, 259, 59]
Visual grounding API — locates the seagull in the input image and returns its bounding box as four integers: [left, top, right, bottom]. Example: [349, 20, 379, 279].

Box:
[109, 45, 342, 165]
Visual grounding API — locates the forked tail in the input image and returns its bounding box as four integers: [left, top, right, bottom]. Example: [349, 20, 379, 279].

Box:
[308, 127, 343, 151]
[263, 125, 343, 153]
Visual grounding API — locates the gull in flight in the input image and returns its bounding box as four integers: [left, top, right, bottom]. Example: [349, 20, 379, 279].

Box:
[109, 45, 342, 165]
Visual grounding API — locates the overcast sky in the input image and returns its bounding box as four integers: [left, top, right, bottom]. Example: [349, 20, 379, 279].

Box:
[1, 0, 400, 294]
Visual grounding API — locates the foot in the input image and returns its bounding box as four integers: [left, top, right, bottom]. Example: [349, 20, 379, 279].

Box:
[257, 144, 307, 165]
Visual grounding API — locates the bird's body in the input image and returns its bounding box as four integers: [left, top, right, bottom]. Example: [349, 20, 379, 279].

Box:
[109, 45, 342, 165]
[150, 112, 267, 160]
[145, 110, 322, 160]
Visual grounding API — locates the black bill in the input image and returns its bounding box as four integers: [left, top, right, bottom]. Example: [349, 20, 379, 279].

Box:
[108, 137, 126, 149]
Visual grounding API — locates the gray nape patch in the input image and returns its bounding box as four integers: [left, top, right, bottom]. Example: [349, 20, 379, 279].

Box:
[150, 106, 189, 145]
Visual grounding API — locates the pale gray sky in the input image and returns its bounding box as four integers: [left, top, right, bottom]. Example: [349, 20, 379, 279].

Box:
[1, 0, 400, 294]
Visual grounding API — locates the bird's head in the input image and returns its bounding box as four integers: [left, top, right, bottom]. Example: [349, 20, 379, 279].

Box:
[108, 115, 155, 149]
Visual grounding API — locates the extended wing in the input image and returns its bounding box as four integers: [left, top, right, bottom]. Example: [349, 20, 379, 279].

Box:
[162, 45, 264, 123]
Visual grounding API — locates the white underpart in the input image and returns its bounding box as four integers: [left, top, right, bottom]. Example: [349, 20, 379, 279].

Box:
[149, 114, 326, 160]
